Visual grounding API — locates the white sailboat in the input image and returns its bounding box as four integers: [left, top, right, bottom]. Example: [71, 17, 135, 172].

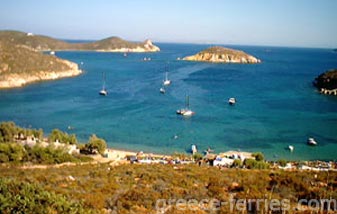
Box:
[163, 72, 171, 86]
[99, 72, 108, 96]
[176, 95, 195, 116]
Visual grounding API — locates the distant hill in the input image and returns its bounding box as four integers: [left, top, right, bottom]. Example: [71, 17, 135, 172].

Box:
[0, 38, 81, 89]
[0, 30, 160, 88]
[183, 46, 261, 63]
[0, 30, 160, 52]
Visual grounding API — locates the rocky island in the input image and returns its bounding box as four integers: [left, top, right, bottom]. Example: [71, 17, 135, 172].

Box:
[183, 46, 261, 63]
[313, 69, 337, 95]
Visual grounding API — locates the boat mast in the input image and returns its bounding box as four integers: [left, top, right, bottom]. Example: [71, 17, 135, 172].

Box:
[102, 72, 106, 90]
[186, 95, 190, 110]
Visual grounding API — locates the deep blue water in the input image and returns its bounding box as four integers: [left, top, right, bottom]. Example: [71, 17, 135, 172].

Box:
[1, 43, 337, 160]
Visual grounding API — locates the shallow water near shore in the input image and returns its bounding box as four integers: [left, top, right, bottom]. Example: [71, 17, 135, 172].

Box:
[1, 43, 337, 160]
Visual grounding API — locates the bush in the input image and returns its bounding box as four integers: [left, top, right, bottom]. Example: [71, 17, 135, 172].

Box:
[243, 158, 270, 169]
[252, 152, 265, 161]
[231, 159, 242, 168]
[278, 159, 287, 167]
[0, 143, 26, 163]
[192, 152, 203, 161]
[82, 134, 107, 155]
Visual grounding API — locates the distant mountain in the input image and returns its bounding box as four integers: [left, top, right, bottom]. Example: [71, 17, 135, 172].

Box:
[0, 37, 81, 89]
[183, 46, 261, 63]
[0, 30, 160, 52]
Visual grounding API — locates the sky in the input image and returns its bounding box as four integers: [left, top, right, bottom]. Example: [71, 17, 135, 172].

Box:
[1, 0, 337, 48]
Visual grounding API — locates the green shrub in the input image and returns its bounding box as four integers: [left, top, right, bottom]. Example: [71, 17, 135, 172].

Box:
[252, 152, 265, 161]
[82, 134, 107, 155]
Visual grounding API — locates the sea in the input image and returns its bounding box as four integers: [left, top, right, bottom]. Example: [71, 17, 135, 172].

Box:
[1, 43, 337, 161]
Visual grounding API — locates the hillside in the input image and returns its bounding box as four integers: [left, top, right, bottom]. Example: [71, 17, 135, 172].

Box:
[0, 30, 160, 52]
[0, 163, 336, 213]
[183, 46, 261, 63]
[0, 39, 81, 89]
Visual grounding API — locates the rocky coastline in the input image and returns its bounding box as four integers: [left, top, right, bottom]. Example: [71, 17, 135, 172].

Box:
[0, 61, 82, 89]
[183, 46, 261, 64]
[313, 69, 337, 95]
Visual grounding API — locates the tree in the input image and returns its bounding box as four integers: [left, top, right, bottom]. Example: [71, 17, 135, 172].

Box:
[49, 129, 77, 145]
[83, 134, 107, 155]
[0, 122, 18, 143]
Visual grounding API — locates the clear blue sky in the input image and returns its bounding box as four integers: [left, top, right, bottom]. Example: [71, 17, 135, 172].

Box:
[1, 0, 337, 48]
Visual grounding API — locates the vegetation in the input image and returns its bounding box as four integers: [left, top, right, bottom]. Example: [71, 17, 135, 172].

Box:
[49, 129, 77, 144]
[0, 122, 92, 164]
[81, 134, 107, 155]
[0, 121, 43, 143]
[0, 163, 336, 213]
[0, 178, 89, 213]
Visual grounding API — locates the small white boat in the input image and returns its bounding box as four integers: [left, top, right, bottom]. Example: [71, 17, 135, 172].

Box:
[99, 89, 108, 96]
[307, 138, 317, 146]
[228, 97, 236, 105]
[159, 87, 166, 94]
[99, 72, 108, 96]
[288, 145, 294, 152]
[163, 72, 171, 86]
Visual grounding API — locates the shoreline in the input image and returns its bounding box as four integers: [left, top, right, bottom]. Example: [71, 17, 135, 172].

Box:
[0, 64, 82, 89]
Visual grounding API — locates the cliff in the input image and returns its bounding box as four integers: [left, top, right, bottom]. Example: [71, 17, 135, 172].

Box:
[313, 69, 337, 95]
[183, 46, 261, 63]
[0, 31, 160, 52]
[0, 40, 82, 89]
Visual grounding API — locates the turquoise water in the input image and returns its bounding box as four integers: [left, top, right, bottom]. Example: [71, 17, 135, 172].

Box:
[1, 43, 337, 160]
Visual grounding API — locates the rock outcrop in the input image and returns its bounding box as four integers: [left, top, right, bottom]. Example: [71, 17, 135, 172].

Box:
[313, 69, 337, 95]
[183, 46, 261, 64]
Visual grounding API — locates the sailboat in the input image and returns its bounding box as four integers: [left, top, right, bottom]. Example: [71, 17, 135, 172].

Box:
[99, 72, 108, 96]
[163, 72, 171, 86]
[176, 95, 195, 116]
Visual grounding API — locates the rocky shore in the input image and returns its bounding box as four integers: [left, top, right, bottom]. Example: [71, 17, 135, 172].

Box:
[0, 62, 82, 89]
[183, 46, 261, 64]
[313, 69, 337, 95]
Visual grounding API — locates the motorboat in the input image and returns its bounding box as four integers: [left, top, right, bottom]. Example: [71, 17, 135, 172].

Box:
[288, 145, 294, 152]
[307, 138, 317, 146]
[228, 97, 236, 105]
[159, 87, 166, 94]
